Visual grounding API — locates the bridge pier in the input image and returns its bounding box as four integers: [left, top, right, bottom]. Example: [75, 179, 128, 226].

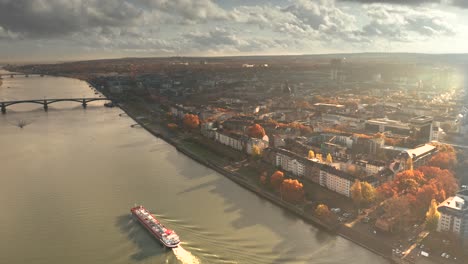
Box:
[1, 103, 5, 114]
[82, 99, 87, 108]
[43, 101, 48, 112]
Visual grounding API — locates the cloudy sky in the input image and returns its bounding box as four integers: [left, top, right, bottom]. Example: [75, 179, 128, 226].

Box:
[0, 0, 467, 62]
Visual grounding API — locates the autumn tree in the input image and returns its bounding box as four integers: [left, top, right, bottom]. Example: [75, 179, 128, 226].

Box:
[394, 170, 425, 195]
[382, 195, 413, 231]
[280, 179, 305, 204]
[316, 153, 323, 162]
[417, 166, 444, 181]
[247, 124, 266, 139]
[183, 114, 200, 129]
[252, 145, 262, 159]
[430, 142, 456, 154]
[413, 183, 440, 217]
[361, 182, 377, 205]
[308, 150, 315, 160]
[326, 153, 333, 164]
[351, 180, 363, 207]
[377, 182, 396, 201]
[315, 204, 332, 219]
[425, 199, 440, 231]
[406, 157, 414, 172]
[429, 152, 457, 170]
[429, 172, 458, 200]
[270, 171, 284, 191]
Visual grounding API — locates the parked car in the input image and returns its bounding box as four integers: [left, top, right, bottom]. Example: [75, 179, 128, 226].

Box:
[342, 212, 352, 218]
[331, 208, 341, 213]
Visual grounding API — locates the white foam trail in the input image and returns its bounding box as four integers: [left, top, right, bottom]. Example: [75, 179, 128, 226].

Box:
[172, 245, 201, 264]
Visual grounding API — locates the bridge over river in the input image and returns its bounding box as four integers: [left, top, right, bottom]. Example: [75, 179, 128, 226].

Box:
[0, 98, 111, 113]
[0, 73, 42, 78]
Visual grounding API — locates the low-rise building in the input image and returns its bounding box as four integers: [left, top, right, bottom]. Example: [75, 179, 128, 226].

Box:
[398, 144, 438, 170]
[355, 160, 386, 176]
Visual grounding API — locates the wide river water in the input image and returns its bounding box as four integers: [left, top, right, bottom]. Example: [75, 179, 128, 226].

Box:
[0, 71, 387, 264]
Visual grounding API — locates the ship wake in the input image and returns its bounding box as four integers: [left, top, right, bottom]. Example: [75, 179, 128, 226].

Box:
[173, 245, 200, 264]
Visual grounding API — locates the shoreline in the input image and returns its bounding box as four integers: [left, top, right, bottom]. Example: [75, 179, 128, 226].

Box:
[117, 103, 395, 263]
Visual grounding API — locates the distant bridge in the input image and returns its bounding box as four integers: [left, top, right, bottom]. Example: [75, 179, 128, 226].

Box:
[1, 98, 110, 114]
[0, 73, 42, 78]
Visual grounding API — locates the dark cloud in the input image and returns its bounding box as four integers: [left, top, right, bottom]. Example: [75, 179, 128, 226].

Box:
[0, 0, 143, 37]
[452, 0, 468, 8]
[0, 0, 228, 38]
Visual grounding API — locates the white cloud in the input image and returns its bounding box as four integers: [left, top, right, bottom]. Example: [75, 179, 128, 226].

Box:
[360, 4, 456, 41]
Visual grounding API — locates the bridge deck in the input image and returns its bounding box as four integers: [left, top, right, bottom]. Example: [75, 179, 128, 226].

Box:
[0, 98, 108, 104]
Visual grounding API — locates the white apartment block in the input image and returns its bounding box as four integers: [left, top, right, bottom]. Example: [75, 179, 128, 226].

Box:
[437, 191, 468, 245]
[319, 169, 352, 197]
[275, 152, 306, 177]
[214, 131, 243, 151]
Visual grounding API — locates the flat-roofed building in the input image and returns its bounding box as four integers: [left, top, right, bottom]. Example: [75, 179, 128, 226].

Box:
[365, 116, 433, 143]
[319, 165, 378, 198]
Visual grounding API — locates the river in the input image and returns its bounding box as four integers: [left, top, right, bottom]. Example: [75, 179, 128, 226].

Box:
[0, 71, 387, 264]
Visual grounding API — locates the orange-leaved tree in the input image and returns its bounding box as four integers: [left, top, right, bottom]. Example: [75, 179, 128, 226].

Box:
[428, 152, 457, 170]
[183, 114, 200, 129]
[377, 182, 397, 201]
[393, 170, 425, 195]
[247, 124, 266, 139]
[280, 179, 304, 204]
[315, 204, 331, 219]
[270, 171, 284, 191]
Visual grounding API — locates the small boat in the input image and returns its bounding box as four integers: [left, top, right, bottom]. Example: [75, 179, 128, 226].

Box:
[104, 102, 115, 108]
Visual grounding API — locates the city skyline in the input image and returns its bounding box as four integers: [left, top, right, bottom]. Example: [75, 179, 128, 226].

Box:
[1, 0, 468, 62]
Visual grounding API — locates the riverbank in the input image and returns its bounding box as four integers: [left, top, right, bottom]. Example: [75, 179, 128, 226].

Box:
[116, 101, 395, 263]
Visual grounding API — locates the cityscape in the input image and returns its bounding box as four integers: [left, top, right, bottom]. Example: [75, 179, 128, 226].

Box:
[1, 1, 468, 264]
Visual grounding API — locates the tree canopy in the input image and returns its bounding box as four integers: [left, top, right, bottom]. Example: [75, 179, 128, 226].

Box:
[280, 179, 304, 204]
[429, 152, 457, 170]
[270, 171, 284, 191]
[183, 114, 200, 129]
[247, 124, 266, 139]
[425, 199, 440, 231]
[315, 204, 331, 219]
